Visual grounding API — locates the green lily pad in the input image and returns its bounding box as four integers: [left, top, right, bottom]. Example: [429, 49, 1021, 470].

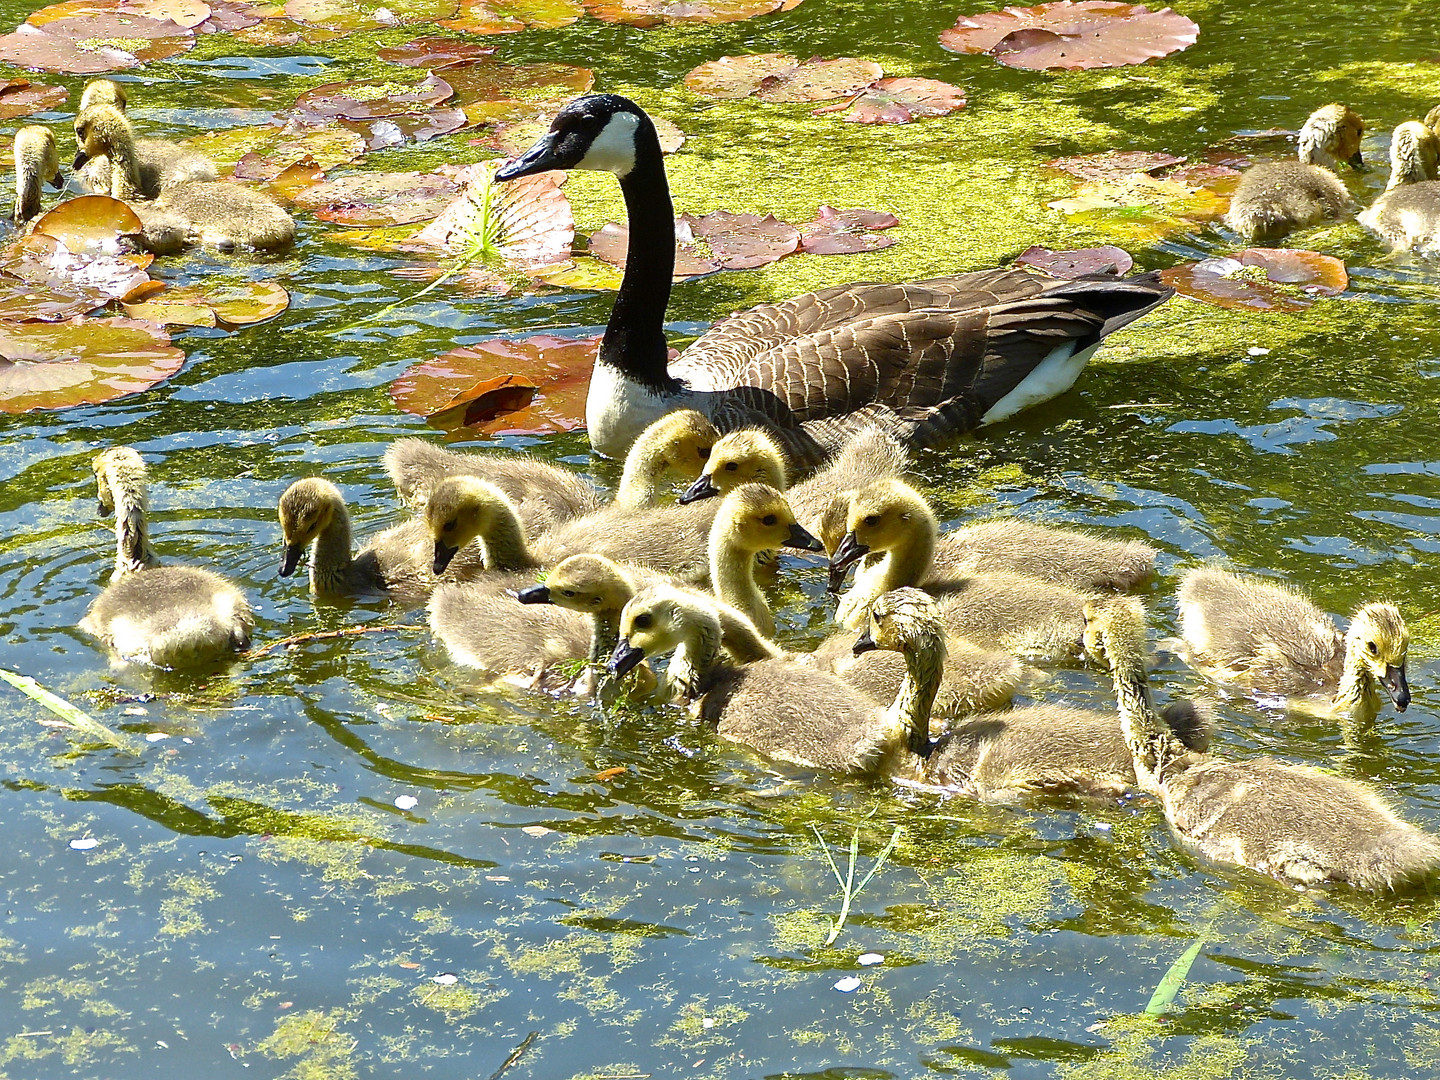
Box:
[128, 278, 290, 327]
[0, 315, 185, 412]
[31, 194, 142, 254]
[0, 279, 108, 322]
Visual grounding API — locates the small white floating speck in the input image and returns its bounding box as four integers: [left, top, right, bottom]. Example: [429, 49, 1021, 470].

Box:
[1092, 822, 1112, 832]
[1248, 347, 1271, 356]
[701, 1017, 715, 1029]
[834, 976, 862, 993]
[124, 707, 148, 716]
[69, 838, 98, 850]
[394, 795, 419, 811]
[858, 953, 884, 967]
[431, 973, 458, 986]
[145, 732, 169, 743]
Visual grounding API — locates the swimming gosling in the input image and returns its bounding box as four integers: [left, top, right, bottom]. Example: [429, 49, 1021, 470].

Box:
[12, 125, 62, 224]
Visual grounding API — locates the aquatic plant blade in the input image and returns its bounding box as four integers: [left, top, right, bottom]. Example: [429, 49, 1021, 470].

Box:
[815, 77, 967, 124]
[1159, 248, 1346, 312]
[438, 0, 582, 33]
[684, 53, 883, 102]
[0, 667, 138, 750]
[1016, 244, 1133, 277]
[293, 171, 460, 226]
[583, 0, 805, 26]
[941, 1, 1199, 71]
[376, 35, 497, 66]
[0, 315, 185, 412]
[0, 78, 67, 118]
[1047, 148, 1185, 182]
[797, 205, 900, 254]
[390, 334, 596, 436]
[1144, 936, 1207, 1015]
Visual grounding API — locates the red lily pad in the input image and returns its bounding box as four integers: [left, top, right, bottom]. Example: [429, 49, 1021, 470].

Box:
[0, 79, 68, 118]
[406, 163, 573, 266]
[284, 0, 458, 32]
[1, 233, 153, 300]
[119, 0, 211, 27]
[678, 210, 799, 270]
[940, 1, 1199, 71]
[340, 107, 467, 150]
[1047, 149, 1185, 182]
[797, 205, 899, 255]
[390, 333, 598, 437]
[813, 77, 966, 124]
[582, 0, 805, 27]
[1016, 244, 1133, 277]
[0, 13, 193, 73]
[195, 0, 264, 31]
[0, 316, 185, 412]
[437, 58, 593, 108]
[377, 35, 497, 66]
[588, 220, 720, 279]
[290, 73, 452, 123]
[125, 278, 289, 327]
[438, 0, 582, 33]
[293, 171, 460, 226]
[1164, 161, 1241, 186]
[684, 53, 882, 102]
[261, 156, 326, 200]
[1159, 248, 1347, 313]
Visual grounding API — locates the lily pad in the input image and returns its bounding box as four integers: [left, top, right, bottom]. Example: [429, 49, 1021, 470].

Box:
[0, 13, 193, 73]
[207, 127, 368, 180]
[531, 256, 622, 290]
[1048, 173, 1227, 241]
[797, 205, 899, 254]
[684, 53, 883, 102]
[376, 35, 497, 66]
[582, 0, 805, 27]
[0, 316, 185, 412]
[2, 232, 153, 301]
[812, 77, 966, 124]
[261, 156, 326, 200]
[119, 0, 211, 27]
[284, 0, 458, 32]
[124, 279, 290, 327]
[1016, 244, 1133, 277]
[1047, 149, 1185, 182]
[195, 0, 264, 31]
[390, 264, 513, 296]
[438, 0, 582, 33]
[678, 210, 799, 269]
[390, 333, 598, 437]
[0, 279, 108, 322]
[940, 1, 1199, 71]
[0, 79, 68, 118]
[588, 220, 720, 278]
[1159, 248, 1347, 313]
[340, 107, 467, 150]
[437, 58, 593, 108]
[31, 194, 141, 254]
[289, 73, 452, 123]
[292, 171, 459, 226]
[406, 163, 573, 266]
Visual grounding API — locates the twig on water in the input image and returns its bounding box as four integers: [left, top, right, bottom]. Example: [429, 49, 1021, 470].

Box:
[488, 1031, 540, 1080]
[811, 812, 903, 946]
[246, 624, 423, 659]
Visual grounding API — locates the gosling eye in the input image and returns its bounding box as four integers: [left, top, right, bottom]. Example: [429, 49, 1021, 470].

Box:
[634, 613, 653, 629]
[697, 447, 710, 460]
[444, 518, 457, 533]
[724, 461, 738, 471]
[863, 514, 880, 528]
[762, 514, 777, 526]
[562, 589, 576, 597]
[1368, 641, 1379, 656]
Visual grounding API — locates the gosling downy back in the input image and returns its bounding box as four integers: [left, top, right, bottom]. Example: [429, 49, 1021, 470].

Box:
[155, 181, 295, 251]
[1224, 104, 1363, 240]
[13, 126, 62, 224]
[1357, 121, 1440, 256]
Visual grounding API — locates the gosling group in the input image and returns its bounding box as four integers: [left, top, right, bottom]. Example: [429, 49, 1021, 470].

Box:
[74, 409, 1435, 894]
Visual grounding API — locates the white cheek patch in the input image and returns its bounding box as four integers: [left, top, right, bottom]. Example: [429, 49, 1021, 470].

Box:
[577, 111, 640, 177]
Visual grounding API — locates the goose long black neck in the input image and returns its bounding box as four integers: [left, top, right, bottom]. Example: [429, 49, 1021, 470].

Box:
[604, 118, 681, 395]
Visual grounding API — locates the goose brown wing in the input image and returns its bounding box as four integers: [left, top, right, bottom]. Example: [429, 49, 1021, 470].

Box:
[672, 267, 1052, 390]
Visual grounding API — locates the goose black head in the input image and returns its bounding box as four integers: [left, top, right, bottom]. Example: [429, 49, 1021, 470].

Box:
[495, 94, 651, 182]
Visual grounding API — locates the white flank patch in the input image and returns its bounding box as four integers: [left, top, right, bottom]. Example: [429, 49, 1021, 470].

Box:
[578, 111, 640, 177]
[980, 341, 1096, 426]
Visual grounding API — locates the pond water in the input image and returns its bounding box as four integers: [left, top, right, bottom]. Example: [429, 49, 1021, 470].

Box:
[4, 0, 1440, 1076]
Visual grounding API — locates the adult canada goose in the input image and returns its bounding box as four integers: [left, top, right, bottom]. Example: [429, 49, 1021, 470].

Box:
[678, 426, 908, 546]
[609, 583, 936, 774]
[494, 94, 1174, 465]
[1101, 603, 1440, 890]
[78, 447, 253, 667]
[12, 125, 62, 224]
[1356, 121, 1440, 257]
[73, 103, 216, 199]
[828, 479, 1123, 656]
[1224, 103, 1364, 241]
[277, 476, 486, 601]
[1175, 567, 1409, 724]
[905, 592, 1207, 798]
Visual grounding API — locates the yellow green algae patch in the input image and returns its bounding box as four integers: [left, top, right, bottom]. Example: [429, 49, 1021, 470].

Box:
[252, 1008, 360, 1080]
[1060, 1018, 1256, 1080]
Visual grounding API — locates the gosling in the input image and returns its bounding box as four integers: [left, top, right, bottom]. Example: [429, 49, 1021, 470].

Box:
[78, 447, 253, 667]
[1357, 120, 1440, 257]
[1224, 104, 1364, 241]
[12, 125, 62, 224]
[73, 102, 216, 200]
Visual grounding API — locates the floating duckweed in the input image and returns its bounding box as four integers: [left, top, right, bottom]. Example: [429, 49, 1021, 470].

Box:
[253, 1009, 360, 1080]
[411, 978, 498, 1019]
[658, 998, 750, 1047]
[157, 870, 220, 937]
[0, 1026, 134, 1069]
[1058, 1022, 1255, 1080]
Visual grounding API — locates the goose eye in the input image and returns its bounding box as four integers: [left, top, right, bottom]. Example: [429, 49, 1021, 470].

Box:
[634, 613, 653, 629]
[724, 461, 739, 471]
[762, 514, 777, 526]
[697, 447, 710, 460]
[863, 514, 880, 528]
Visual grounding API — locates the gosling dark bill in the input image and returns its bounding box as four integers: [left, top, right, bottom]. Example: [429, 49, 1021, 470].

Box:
[678, 474, 720, 504]
[1384, 664, 1411, 711]
[516, 584, 552, 605]
[852, 628, 877, 656]
[433, 539, 458, 575]
[785, 522, 824, 552]
[279, 543, 304, 577]
[608, 638, 645, 679]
